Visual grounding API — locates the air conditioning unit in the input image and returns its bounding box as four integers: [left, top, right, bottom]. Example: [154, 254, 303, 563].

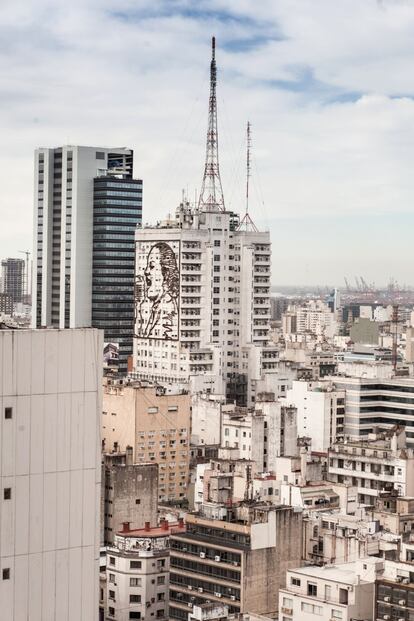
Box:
[396, 576, 403, 583]
[188, 586, 193, 591]
[398, 600, 406, 606]
[230, 596, 236, 601]
[198, 587, 203, 593]
[200, 552, 206, 559]
[403, 578, 410, 584]
[384, 596, 391, 602]
[215, 593, 222, 598]
[233, 561, 239, 566]
[383, 616, 390, 620]
[182, 547, 187, 552]
[398, 618, 406, 621]
[187, 603, 193, 608]
[215, 556, 221, 562]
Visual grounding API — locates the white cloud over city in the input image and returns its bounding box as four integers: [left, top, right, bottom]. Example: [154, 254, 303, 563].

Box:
[1, 0, 414, 284]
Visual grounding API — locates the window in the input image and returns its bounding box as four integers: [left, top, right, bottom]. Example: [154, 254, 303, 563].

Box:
[156, 610, 164, 618]
[130, 594, 141, 603]
[130, 577, 142, 587]
[109, 556, 115, 566]
[148, 407, 158, 414]
[157, 576, 166, 585]
[96, 151, 105, 159]
[307, 582, 317, 597]
[214, 255, 220, 261]
[136, 499, 141, 505]
[282, 597, 293, 608]
[168, 406, 178, 412]
[339, 588, 348, 605]
[130, 561, 142, 569]
[157, 593, 165, 601]
[109, 573, 115, 582]
[129, 614, 141, 620]
[109, 590, 115, 600]
[2, 568, 10, 580]
[3, 488, 11, 500]
[331, 610, 342, 620]
[325, 584, 331, 601]
[301, 602, 322, 614]
[4, 407, 12, 420]
[108, 607, 115, 617]
[214, 240, 221, 246]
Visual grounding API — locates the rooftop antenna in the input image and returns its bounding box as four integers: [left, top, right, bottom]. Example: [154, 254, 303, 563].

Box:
[238, 121, 258, 232]
[197, 36, 225, 212]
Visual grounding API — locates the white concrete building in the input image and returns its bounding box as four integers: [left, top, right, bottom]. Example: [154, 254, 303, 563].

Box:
[105, 519, 185, 621]
[133, 202, 278, 406]
[279, 557, 380, 621]
[0, 328, 102, 620]
[190, 392, 225, 446]
[285, 380, 345, 452]
[328, 428, 414, 505]
[283, 300, 336, 339]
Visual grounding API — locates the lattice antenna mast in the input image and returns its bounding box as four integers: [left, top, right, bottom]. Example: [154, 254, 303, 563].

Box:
[238, 121, 258, 232]
[246, 120, 251, 215]
[198, 37, 225, 212]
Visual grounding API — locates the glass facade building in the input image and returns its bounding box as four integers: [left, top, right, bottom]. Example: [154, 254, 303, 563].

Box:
[93, 174, 142, 373]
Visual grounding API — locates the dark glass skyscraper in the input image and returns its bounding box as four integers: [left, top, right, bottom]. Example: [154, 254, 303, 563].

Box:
[93, 172, 142, 373]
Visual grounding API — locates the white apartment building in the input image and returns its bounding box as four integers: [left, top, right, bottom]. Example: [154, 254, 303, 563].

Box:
[285, 380, 345, 452]
[133, 202, 278, 405]
[328, 428, 414, 505]
[105, 519, 185, 621]
[0, 328, 102, 620]
[191, 392, 224, 445]
[283, 300, 336, 339]
[332, 375, 414, 444]
[279, 557, 380, 621]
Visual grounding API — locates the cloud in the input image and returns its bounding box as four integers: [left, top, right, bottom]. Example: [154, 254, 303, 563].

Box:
[1, 0, 414, 284]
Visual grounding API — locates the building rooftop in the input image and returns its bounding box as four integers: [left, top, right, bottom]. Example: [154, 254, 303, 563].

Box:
[117, 519, 185, 538]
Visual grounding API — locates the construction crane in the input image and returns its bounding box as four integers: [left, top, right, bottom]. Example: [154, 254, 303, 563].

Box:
[344, 277, 351, 292]
[18, 250, 31, 301]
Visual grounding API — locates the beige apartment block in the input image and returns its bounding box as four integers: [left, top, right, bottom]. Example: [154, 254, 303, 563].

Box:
[102, 379, 190, 503]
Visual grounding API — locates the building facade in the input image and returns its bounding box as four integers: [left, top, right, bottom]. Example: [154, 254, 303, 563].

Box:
[0, 328, 102, 620]
[101, 451, 158, 545]
[32, 145, 142, 372]
[1, 258, 25, 303]
[169, 504, 302, 620]
[133, 202, 277, 406]
[102, 379, 190, 503]
[328, 428, 414, 505]
[332, 376, 414, 444]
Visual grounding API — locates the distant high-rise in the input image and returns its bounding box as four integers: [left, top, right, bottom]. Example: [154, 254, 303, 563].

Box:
[33, 146, 142, 372]
[1, 258, 25, 303]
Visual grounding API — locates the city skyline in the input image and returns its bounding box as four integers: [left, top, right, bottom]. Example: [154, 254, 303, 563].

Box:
[2, 0, 414, 285]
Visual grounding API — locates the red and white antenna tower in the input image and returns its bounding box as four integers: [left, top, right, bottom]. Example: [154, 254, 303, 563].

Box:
[238, 121, 258, 231]
[198, 37, 225, 212]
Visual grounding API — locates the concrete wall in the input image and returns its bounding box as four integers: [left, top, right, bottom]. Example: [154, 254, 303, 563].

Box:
[0, 328, 102, 621]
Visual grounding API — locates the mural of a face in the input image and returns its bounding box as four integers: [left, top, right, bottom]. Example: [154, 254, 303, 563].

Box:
[135, 241, 180, 340]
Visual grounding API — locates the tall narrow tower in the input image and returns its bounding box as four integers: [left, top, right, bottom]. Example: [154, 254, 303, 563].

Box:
[198, 36, 225, 211]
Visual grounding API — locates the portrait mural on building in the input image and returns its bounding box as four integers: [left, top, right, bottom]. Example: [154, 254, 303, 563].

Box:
[135, 241, 180, 340]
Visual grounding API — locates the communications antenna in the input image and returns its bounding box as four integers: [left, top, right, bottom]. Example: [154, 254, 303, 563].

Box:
[198, 37, 225, 212]
[238, 121, 258, 231]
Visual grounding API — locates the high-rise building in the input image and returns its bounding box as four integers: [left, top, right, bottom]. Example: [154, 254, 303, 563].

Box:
[0, 327, 102, 620]
[133, 39, 277, 405]
[32, 146, 142, 372]
[1, 258, 25, 303]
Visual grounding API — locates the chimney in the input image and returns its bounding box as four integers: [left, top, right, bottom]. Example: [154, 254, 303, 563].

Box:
[144, 521, 151, 531]
[126, 445, 133, 466]
[121, 521, 130, 533]
[300, 446, 307, 485]
[160, 518, 169, 531]
[127, 355, 133, 373]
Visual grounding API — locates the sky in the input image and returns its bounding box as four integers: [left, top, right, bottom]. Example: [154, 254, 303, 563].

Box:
[1, 0, 414, 286]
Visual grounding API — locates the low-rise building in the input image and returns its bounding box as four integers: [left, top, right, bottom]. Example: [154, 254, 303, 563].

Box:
[279, 557, 381, 621]
[284, 380, 345, 451]
[375, 559, 414, 621]
[101, 450, 158, 545]
[328, 427, 414, 505]
[105, 519, 185, 621]
[169, 503, 302, 619]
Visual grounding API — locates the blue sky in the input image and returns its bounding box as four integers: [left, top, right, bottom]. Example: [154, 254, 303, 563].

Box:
[1, 0, 414, 285]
